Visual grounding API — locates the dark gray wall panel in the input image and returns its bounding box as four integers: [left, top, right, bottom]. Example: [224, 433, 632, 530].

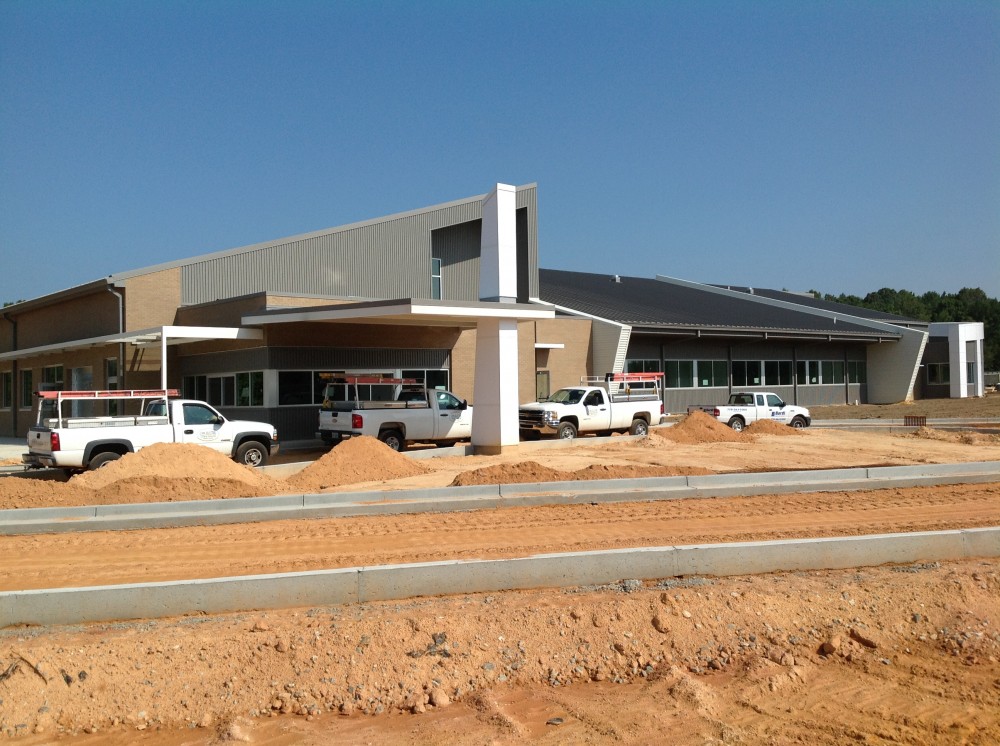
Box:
[267, 347, 450, 371]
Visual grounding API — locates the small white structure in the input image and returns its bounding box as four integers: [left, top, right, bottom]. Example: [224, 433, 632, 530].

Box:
[929, 322, 985, 398]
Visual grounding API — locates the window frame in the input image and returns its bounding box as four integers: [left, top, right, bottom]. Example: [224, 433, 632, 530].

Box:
[0, 370, 11, 409]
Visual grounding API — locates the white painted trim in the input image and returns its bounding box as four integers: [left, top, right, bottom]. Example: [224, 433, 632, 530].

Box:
[242, 301, 554, 326]
[0, 326, 263, 362]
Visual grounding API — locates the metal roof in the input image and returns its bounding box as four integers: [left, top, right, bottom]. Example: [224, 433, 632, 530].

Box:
[713, 286, 925, 325]
[539, 269, 902, 340]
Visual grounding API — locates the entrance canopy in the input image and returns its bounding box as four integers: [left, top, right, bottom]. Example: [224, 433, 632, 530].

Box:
[241, 298, 555, 328]
[0, 326, 264, 389]
[0, 325, 264, 362]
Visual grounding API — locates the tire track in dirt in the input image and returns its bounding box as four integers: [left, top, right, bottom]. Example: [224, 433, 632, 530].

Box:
[1, 482, 998, 591]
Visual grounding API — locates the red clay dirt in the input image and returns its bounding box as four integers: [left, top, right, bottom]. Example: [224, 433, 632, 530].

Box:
[1, 420, 999, 743]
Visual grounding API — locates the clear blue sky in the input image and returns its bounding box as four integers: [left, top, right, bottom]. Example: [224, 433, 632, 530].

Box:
[2, 0, 998, 305]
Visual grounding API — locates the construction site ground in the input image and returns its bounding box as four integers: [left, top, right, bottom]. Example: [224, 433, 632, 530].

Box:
[1, 403, 999, 744]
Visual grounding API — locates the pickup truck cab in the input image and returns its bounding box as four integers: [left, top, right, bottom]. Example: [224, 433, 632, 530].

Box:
[23, 389, 279, 471]
[318, 376, 472, 451]
[690, 392, 811, 432]
[519, 373, 665, 440]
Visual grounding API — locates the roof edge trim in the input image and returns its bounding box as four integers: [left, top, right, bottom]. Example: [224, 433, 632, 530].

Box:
[654, 275, 921, 336]
[109, 183, 539, 283]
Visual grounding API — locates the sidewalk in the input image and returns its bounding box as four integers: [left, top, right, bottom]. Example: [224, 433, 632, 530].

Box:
[0, 438, 23, 461]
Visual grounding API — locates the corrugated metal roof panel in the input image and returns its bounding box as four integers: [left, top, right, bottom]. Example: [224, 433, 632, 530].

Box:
[540, 269, 898, 337]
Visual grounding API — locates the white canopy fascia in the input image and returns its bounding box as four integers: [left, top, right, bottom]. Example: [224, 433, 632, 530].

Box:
[243, 299, 555, 327]
[0, 325, 263, 362]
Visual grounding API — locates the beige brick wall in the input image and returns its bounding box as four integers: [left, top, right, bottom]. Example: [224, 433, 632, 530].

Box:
[8, 291, 119, 349]
[533, 318, 593, 389]
[264, 322, 466, 350]
[124, 268, 181, 330]
[174, 294, 268, 327]
[450, 327, 477, 402]
[447, 319, 592, 406]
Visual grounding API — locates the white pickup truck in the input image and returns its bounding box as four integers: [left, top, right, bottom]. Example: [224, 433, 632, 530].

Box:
[518, 373, 665, 440]
[22, 389, 279, 471]
[318, 376, 472, 451]
[689, 392, 811, 432]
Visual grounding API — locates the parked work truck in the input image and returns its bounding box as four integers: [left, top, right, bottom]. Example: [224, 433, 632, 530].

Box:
[317, 376, 472, 451]
[688, 392, 811, 432]
[518, 372, 666, 440]
[22, 389, 279, 471]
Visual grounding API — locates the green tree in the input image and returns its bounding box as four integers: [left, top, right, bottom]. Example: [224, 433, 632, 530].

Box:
[818, 286, 999, 370]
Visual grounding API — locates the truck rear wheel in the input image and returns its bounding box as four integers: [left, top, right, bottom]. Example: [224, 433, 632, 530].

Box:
[629, 418, 649, 436]
[557, 422, 577, 440]
[236, 441, 269, 467]
[727, 416, 745, 433]
[88, 451, 122, 470]
[378, 429, 406, 452]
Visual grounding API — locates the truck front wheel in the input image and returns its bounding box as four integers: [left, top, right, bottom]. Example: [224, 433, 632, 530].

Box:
[790, 416, 807, 429]
[629, 418, 649, 436]
[88, 451, 122, 470]
[727, 417, 745, 433]
[557, 422, 577, 440]
[236, 441, 269, 467]
[378, 429, 406, 452]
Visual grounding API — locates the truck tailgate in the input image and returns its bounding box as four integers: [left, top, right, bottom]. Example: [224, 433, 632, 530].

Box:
[27, 427, 53, 455]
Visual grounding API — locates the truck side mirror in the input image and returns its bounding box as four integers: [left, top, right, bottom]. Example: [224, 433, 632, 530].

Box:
[460, 400, 468, 410]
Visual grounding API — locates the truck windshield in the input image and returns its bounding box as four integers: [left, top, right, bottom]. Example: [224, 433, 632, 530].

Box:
[549, 389, 585, 405]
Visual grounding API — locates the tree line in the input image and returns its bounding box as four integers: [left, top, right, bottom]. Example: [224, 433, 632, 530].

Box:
[816, 287, 999, 371]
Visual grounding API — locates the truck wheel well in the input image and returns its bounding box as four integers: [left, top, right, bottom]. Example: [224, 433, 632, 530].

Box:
[83, 441, 133, 465]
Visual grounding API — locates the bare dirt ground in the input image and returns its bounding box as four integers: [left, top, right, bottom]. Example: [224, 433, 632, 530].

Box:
[809, 389, 1000, 420]
[1, 412, 999, 743]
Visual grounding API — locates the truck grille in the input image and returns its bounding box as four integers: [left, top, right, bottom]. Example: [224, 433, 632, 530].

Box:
[519, 410, 545, 427]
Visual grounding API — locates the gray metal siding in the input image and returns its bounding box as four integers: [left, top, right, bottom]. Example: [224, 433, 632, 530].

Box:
[180, 186, 539, 306]
[432, 220, 481, 302]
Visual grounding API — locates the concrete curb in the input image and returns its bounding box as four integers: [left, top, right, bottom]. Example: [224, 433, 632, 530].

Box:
[3, 527, 997, 627]
[2, 461, 999, 535]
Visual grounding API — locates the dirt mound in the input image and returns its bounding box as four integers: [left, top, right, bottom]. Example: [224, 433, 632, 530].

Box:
[572, 463, 714, 479]
[70, 442, 280, 493]
[451, 460, 713, 486]
[451, 461, 569, 486]
[286, 436, 430, 492]
[910, 427, 1000, 446]
[0, 475, 69, 510]
[744, 419, 802, 436]
[653, 410, 746, 444]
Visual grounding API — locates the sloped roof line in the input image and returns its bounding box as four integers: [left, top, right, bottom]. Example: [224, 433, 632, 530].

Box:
[654, 274, 919, 336]
[108, 183, 538, 283]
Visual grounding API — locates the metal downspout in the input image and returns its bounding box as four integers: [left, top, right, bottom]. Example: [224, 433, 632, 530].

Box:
[1, 312, 15, 434]
[107, 287, 124, 389]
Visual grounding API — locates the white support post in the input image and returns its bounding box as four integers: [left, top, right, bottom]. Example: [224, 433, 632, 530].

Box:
[472, 183, 520, 454]
[160, 332, 168, 390]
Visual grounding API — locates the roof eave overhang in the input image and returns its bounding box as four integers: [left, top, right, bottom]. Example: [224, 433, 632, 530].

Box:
[0, 325, 263, 362]
[629, 325, 901, 343]
[1, 279, 111, 316]
[242, 298, 555, 328]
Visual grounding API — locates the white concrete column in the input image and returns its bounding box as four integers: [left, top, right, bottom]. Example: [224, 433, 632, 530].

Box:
[479, 184, 518, 302]
[473, 183, 520, 454]
[472, 318, 520, 453]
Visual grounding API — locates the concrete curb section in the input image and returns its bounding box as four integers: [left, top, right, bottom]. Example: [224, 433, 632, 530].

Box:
[2, 461, 999, 535]
[3, 527, 998, 627]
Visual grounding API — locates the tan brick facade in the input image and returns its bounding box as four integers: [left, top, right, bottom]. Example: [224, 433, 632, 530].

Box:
[123, 268, 182, 330]
[532, 317, 593, 390]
